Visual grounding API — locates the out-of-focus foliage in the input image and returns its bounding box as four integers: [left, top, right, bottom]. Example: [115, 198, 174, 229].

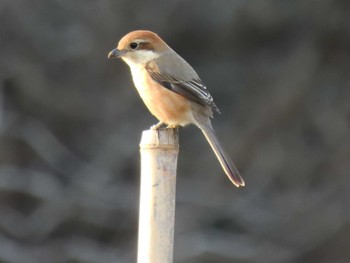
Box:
[0, 0, 349, 262]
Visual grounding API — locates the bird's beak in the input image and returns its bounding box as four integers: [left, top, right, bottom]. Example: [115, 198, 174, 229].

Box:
[108, 48, 125, 59]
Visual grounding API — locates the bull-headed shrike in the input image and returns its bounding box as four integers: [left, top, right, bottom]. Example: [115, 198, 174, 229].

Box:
[108, 30, 244, 187]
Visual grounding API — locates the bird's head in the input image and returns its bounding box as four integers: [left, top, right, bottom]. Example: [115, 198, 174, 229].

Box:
[108, 30, 169, 66]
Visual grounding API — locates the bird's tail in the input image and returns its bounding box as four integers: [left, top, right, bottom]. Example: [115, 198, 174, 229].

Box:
[199, 123, 245, 187]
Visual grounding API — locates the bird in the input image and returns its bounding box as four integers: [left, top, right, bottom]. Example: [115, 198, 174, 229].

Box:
[108, 30, 244, 187]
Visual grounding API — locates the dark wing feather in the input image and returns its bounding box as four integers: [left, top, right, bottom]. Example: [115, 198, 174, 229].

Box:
[146, 63, 220, 114]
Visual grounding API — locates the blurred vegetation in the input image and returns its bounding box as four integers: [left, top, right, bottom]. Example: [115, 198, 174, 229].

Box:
[0, 0, 349, 262]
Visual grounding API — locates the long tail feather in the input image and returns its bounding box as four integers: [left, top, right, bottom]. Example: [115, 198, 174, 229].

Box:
[199, 124, 245, 187]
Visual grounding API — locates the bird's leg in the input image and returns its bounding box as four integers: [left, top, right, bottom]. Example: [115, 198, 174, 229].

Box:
[150, 122, 165, 146]
[151, 121, 166, 130]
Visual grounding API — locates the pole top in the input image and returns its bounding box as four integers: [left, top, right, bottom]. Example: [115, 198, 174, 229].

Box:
[140, 128, 179, 150]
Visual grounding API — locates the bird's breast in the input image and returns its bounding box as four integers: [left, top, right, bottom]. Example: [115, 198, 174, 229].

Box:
[129, 66, 194, 126]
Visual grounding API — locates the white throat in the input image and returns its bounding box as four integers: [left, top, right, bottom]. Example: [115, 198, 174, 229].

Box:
[122, 50, 159, 67]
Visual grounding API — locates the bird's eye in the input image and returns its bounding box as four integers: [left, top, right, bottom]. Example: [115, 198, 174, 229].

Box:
[130, 42, 139, 49]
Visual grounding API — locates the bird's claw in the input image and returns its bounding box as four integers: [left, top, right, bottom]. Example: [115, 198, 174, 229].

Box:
[151, 121, 166, 130]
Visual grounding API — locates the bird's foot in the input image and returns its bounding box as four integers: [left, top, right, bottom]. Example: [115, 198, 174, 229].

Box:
[166, 124, 178, 129]
[151, 121, 166, 130]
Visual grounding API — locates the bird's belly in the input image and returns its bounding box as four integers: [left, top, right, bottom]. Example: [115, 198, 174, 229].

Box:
[131, 68, 194, 126]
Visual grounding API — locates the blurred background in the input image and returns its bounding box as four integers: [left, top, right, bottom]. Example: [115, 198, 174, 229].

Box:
[0, 0, 349, 262]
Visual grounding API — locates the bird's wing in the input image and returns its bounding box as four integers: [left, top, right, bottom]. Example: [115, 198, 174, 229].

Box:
[145, 54, 220, 113]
